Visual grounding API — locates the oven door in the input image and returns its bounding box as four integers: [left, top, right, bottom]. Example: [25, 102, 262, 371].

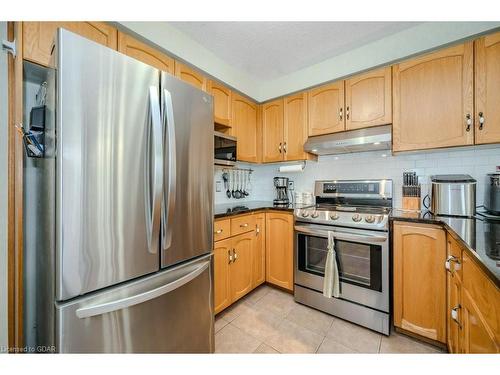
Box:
[294, 223, 389, 312]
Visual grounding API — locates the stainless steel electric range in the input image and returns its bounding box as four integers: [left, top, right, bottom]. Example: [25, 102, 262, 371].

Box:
[294, 179, 392, 335]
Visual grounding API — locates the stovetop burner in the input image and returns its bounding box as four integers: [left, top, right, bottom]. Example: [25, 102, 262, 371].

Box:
[294, 179, 393, 231]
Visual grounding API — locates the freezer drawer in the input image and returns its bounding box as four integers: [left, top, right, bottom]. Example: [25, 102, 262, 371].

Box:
[56, 255, 214, 353]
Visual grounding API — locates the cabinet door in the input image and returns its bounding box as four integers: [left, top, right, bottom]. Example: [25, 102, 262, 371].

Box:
[461, 289, 499, 353]
[23, 22, 118, 67]
[174, 62, 208, 91]
[230, 232, 254, 302]
[393, 42, 474, 152]
[214, 239, 232, 314]
[447, 271, 462, 353]
[252, 213, 266, 288]
[262, 99, 284, 163]
[265, 212, 293, 291]
[461, 252, 500, 351]
[210, 81, 232, 127]
[393, 222, 447, 343]
[232, 93, 260, 162]
[308, 81, 344, 136]
[345, 67, 392, 130]
[475, 31, 500, 144]
[284, 93, 309, 161]
[117, 32, 174, 73]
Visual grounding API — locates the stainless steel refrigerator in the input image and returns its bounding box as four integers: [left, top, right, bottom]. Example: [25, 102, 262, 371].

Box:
[24, 29, 214, 353]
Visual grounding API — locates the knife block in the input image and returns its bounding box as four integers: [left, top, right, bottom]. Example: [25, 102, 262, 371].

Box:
[402, 197, 421, 211]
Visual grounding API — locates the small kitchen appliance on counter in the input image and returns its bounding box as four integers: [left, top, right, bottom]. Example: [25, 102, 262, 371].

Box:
[484, 172, 500, 216]
[430, 174, 476, 218]
[274, 177, 290, 206]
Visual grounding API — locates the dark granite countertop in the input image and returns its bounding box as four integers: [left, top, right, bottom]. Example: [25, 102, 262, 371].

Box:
[214, 201, 311, 219]
[391, 209, 500, 287]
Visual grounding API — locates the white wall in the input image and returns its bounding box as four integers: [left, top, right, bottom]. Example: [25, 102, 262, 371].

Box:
[214, 145, 500, 208]
[0, 21, 10, 352]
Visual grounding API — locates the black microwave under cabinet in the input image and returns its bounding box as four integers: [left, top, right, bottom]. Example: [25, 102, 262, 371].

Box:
[214, 131, 237, 166]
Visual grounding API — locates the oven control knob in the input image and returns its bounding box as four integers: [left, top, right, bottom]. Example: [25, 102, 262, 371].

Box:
[311, 212, 319, 219]
[301, 211, 310, 218]
[365, 215, 375, 223]
[352, 214, 362, 222]
[330, 213, 339, 220]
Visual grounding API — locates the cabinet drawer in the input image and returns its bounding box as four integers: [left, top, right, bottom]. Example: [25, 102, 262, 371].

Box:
[214, 219, 231, 241]
[231, 215, 256, 236]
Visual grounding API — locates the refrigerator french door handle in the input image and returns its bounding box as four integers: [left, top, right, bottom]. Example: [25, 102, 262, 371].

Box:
[75, 260, 210, 319]
[162, 89, 177, 251]
[145, 86, 163, 254]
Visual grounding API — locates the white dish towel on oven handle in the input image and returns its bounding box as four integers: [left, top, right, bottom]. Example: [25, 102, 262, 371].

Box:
[323, 231, 340, 298]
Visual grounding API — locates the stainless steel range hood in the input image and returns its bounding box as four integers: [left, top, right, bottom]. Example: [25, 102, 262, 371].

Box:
[304, 125, 392, 155]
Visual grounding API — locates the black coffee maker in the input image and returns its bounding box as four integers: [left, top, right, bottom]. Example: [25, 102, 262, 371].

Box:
[273, 177, 289, 206]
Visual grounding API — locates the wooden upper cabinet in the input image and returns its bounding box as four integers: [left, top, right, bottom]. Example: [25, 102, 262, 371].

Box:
[23, 22, 118, 67]
[214, 239, 231, 314]
[210, 81, 232, 127]
[230, 232, 254, 303]
[117, 32, 174, 74]
[174, 62, 208, 92]
[262, 99, 284, 163]
[345, 66, 392, 130]
[284, 93, 310, 161]
[232, 93, 260, 163]
[393, 222, 447, 343]
[393, 42, 474, 152]
[475, 31, 500, 145]
[308, 81, 345, 136]
[266, 212, 294, 291]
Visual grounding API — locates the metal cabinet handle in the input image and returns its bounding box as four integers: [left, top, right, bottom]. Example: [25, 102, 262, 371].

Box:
[479, 112, 485, 130]
[451, 305, 462, 329]
[445, 255, 461, 273]
[240, 223, 248, 228]
[228, 250, 233, 264]
[232, 249, 237, 261]
[215, 229, 223, 234]
[346, 106, 350, 120]
[283, 142, 287, 153]
[278, 142, 282, 153]
[339, 107, 343, 121]
[465, 114, 472, 132]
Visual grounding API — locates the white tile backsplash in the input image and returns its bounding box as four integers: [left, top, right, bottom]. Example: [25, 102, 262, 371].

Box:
[214, 145, 500, 208]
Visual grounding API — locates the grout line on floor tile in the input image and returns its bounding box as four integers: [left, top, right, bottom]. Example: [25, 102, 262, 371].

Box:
[315, 335, 327, 353]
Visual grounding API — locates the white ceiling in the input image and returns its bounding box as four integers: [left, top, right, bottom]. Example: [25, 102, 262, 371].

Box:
[167, 22, 421, 80]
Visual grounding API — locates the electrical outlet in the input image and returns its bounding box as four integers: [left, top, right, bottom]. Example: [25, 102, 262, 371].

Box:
[288, 180, 294, 190]
[215, 181, 222, 192]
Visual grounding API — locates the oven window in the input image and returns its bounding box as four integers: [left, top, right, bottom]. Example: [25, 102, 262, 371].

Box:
[297, 234, 382, 292]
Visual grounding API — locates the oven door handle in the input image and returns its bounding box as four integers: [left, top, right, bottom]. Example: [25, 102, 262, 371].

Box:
[294, 225, 387, 243]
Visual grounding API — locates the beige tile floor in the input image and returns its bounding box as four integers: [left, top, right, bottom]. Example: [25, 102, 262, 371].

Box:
[215, 285, 444, 354]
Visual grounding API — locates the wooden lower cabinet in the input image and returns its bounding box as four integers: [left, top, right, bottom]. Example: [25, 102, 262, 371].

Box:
[447, 258, 462, 353]
[393, 222, 447, 343]
[230, 231, 254, 302]
[214, 238, 232, 314]
[252, 213, 266, 288]
[266, 212, 294, 291]
[213, 212, 267, 314]
[460, 252, 500, 353]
